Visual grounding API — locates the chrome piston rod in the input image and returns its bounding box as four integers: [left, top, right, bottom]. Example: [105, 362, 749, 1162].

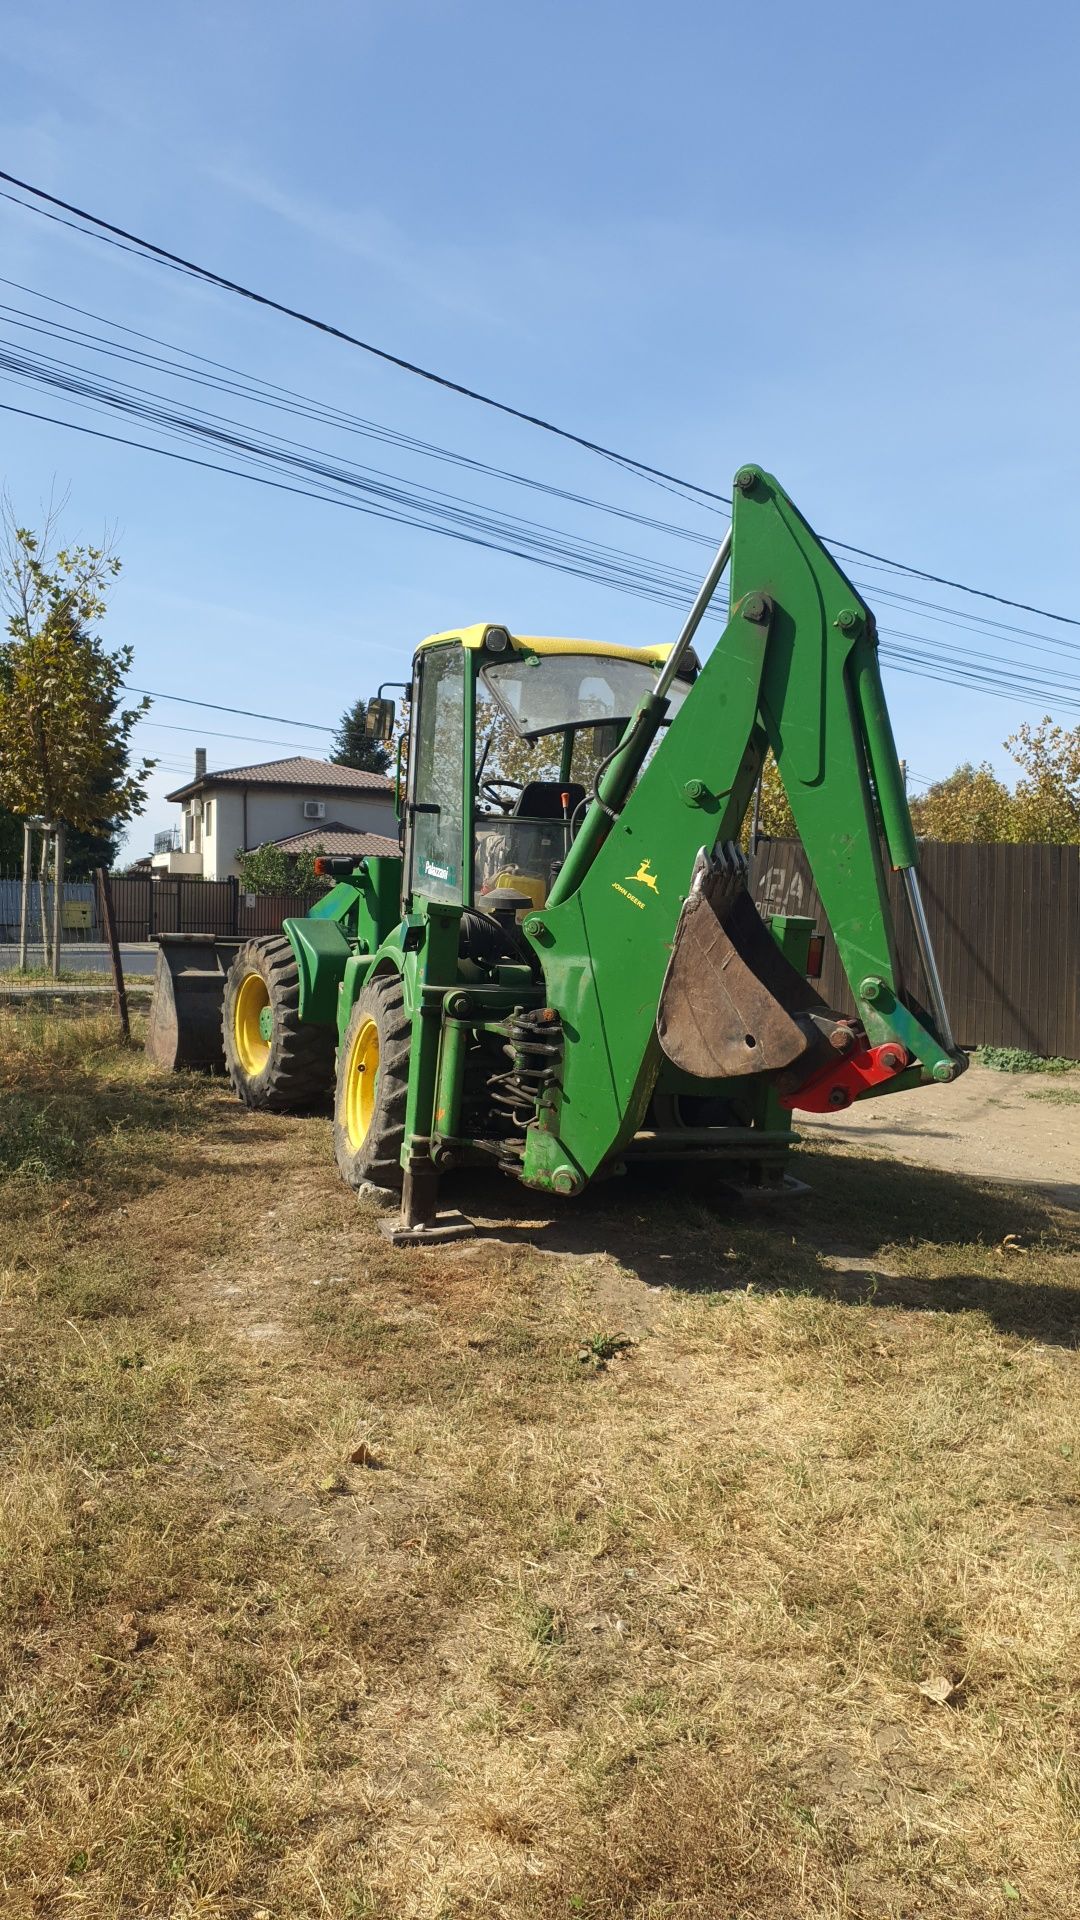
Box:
[901, 866, 956, 1055]
[653, 524, 733, 700]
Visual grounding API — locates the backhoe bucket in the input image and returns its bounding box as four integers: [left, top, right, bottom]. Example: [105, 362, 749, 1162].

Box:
[146, 935, 238, 1072]
[657, 857, 834, 1080]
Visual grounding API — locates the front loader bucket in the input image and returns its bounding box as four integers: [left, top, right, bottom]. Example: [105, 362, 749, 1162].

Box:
[146, 935, 239, 1072]
[657, 858, 834, 1079]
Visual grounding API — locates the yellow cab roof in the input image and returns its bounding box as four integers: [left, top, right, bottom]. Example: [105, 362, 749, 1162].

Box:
[418, 624, 672, 667]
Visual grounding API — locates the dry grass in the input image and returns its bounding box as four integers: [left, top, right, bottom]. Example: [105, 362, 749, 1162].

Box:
[1, 1005, 1077, 1918]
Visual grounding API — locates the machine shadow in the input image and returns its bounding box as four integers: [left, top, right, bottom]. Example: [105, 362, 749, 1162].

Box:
[451, 1149, 1080, 1349]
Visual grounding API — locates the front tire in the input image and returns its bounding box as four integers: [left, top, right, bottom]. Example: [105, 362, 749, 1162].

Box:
[334, 975, 410, 1191]
[222, 936, 335, 1110]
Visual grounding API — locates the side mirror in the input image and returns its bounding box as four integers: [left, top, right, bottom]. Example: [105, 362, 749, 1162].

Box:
[365, 697, 396, 743]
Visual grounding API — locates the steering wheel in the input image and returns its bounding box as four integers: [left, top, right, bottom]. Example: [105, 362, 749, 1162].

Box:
[479, 778, 523, 815]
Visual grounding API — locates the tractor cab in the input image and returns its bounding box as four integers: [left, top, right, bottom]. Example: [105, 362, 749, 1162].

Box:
[405, 625, 697, 916]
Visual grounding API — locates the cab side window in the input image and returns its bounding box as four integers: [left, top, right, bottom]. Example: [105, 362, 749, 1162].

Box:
[410, 645, 465, 905]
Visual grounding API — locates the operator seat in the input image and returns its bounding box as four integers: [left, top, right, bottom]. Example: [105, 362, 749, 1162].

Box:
[512, 780, 586, 818]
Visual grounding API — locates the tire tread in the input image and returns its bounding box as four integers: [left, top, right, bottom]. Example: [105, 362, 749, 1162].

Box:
[334, 975, 410, 1192]
[222, 936, 334, 1110]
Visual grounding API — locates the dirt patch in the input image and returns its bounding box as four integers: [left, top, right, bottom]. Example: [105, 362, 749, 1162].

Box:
[799, 1062, 1080, 1209]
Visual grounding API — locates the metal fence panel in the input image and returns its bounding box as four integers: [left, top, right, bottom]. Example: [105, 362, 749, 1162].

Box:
[0, 876, 100, 945]
[110, 876, 154, 943]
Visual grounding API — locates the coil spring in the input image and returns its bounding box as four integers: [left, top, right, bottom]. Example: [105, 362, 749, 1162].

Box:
[489, 1009, 563, 1126]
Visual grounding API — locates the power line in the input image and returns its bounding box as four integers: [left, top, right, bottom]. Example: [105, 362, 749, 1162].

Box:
[7, 278, 1079, 692]
[0, 172, 712, 513]
[0, 331, 702, 596]
[1, 286, 1073, 714]
[124, 685, 335, 732]
[4, 392, 1074, 717]
[3, 166, 1078, 630]
[4, 323, 1074, 678]
[135, 717, 337, 750]
[8, 280, 1080, 673]
[8, 272, 1076, 675]
[0, 278, 718, 548]
[6, 382, 1068, 721]
[0, 393, 711, 612]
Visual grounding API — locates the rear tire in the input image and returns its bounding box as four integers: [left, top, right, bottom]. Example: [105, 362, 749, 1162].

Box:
[334, 975, 410, 1192]
[222, 936, 335, 1110]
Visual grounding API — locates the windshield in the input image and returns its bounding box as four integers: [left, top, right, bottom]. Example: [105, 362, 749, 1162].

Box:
[480, 651, 690, 737]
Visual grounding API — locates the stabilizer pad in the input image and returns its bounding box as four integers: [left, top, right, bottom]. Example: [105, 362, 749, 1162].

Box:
[379, 1209, 475, 1245]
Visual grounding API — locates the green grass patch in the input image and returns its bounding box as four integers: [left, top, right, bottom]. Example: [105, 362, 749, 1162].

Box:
[976, 1045, 1080, 1073]
[0, 1095, 83, 1180]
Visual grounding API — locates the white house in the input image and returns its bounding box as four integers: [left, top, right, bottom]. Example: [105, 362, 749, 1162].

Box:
[154, 750, 398, 880]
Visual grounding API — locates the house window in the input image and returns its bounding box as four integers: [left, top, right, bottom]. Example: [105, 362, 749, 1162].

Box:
[205, 799, 213, 834]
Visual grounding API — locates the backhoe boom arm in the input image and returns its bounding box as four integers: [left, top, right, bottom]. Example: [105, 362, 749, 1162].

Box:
[520, 465, 963, 1193]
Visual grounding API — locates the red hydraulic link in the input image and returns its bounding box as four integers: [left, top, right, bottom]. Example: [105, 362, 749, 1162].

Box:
[780, 1041, 911, 1113]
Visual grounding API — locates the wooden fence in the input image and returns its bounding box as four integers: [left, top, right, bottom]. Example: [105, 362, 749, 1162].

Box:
[751, 840, 1080, 1059]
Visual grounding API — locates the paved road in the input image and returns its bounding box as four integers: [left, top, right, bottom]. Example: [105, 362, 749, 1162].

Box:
[0, 943, 158, 977]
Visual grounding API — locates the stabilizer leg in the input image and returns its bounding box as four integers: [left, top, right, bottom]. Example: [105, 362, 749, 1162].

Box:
[379, 1146, 474, 1245]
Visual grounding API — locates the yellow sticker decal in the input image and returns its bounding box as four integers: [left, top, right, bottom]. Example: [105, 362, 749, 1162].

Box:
[627, 858, 659, 894]
[611, 882, 646, 910]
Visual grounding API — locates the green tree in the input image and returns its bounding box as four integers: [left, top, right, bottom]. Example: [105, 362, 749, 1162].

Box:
[753, 753, 796, 839]
[330, 697, 393, 775]
[908, 762, 1016, 842]
[0, 807, 20, 868]
[0, 793, 122, 876]
[1006, 718, 1080, 843]
[480, 709, 560, 787]
[0, 515, 154, 836]
[236, 842, 329, 894]
[63, 816, 122, 877]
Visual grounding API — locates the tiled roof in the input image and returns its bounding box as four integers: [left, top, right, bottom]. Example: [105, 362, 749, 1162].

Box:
[266, 824, 400, 858]
[166, 756, 392, 802]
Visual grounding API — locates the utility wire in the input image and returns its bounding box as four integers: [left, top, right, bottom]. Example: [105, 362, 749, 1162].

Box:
[5, 331, 1076, 705]
[135, 717, 336, 750]
[0, 173, 713, 514]
[2, 294, 1074, 711]
[0, 334, 703, 593]
[3, 167, 1078, 629]
[3, 392, 1075, 715]
[123, 685, 335, 732]
[11, 274, 1080, 670]
[5, 325, 1076, 673]
[0, 281, 718, 547]
[7, 283, 1080, 668]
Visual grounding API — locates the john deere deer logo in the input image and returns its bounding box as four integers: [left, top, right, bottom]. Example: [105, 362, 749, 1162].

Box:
[628, 858, 659, 893]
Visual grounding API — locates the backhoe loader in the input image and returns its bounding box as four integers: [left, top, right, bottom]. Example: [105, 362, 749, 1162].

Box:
[159, 466, 964, 1241]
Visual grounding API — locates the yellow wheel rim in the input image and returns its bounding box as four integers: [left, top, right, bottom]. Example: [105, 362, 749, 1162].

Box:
[344, 1017, 380, 1150]
[233, 970, 271, 1076]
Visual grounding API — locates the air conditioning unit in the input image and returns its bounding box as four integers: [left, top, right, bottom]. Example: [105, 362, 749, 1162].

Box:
[303, 800, 326, 820]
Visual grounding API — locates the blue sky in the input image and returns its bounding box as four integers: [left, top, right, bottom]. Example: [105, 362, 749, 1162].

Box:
[2, 0, 1078, 854]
